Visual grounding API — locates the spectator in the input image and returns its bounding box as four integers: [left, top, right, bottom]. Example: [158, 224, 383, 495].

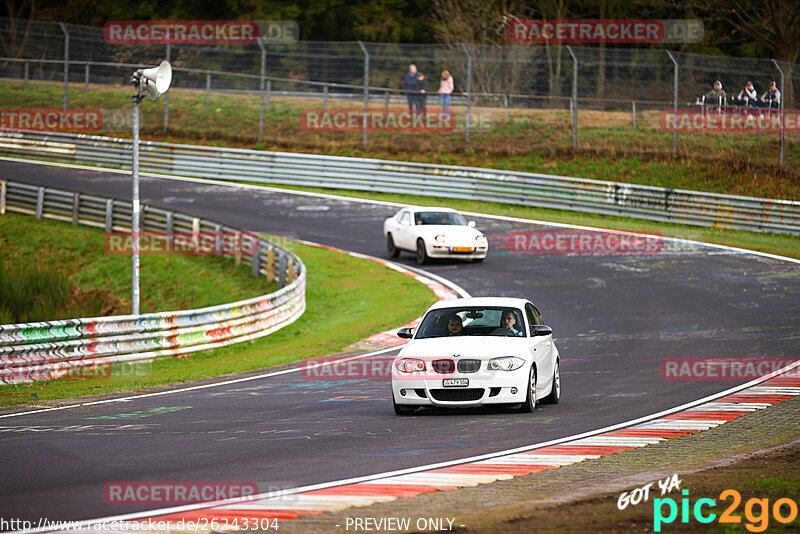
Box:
[705, 80, 726, 107]
[438, 70, 454, 118]
[736, 81, 757, 105]
[761, 81, 781, 108]
[414, 72, 428, 116]
[402, 64, 418, 114]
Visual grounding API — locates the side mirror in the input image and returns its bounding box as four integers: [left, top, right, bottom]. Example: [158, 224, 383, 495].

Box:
[397, 327, 415, 339]
[532, 325, 553, 337]
[468, 221, 476, 228]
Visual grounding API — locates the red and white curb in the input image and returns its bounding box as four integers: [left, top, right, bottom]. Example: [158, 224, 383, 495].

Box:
[89, 367, 799, 532]
[295, 240, 463, 348]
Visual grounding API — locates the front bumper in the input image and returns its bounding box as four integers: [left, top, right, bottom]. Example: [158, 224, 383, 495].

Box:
[392, 370, 528, 407]
[426, 243, 488, 260]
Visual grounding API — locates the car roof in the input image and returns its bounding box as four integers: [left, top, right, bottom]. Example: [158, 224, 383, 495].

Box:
[426, 297, 530, 311]
[401, 206, 459, 214]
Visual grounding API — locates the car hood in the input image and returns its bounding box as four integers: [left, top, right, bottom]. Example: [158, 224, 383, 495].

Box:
[415, 225, 484, 239]
[398, 335, 534, 358]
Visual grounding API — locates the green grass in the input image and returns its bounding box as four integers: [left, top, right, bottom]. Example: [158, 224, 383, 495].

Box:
[0, 212, 277, 315]
[0, 215, 438, 406]
[1, 80, 798, 200]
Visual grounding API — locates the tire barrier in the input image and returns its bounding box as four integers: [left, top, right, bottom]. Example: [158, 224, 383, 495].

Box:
[0, 180, 306, 383]
[0, 130, 798, 234]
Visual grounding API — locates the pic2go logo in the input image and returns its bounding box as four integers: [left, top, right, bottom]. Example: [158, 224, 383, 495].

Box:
[654, 489, 799, 532]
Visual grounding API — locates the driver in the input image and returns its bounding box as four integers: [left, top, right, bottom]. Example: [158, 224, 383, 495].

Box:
[491, 310, 520, 336]
[446, 315, 463, 336]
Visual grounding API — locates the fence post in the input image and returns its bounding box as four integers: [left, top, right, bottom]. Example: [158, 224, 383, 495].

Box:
[667, 51, 679, 155]
[257, 37, 266, 142]
[205, 73, 211, 104]
[105, 199, 113, 232]
[323, 84, 328, 112]
[772, 59, 785, 167]
[163, 43, 171, 134]
[461, 44, 472, 151]
[384, 90, 390, 114]
[36, 187, 44, 219]
[566, 46, 578, 150]
[504, 94, 508, 121]
[632, 101, 636, 129]
[23, 61, 29, 89]
[251, 241, 261, 277]
[84, 63, 90, 91]
[0, 180, 6, 215]
[357, 41, 369, 148]
[59, 23, 69, 110]
[72, 192, 79, 225]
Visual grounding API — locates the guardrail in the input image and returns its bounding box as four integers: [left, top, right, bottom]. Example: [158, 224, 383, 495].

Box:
[0, 179, 306, 383]
[1, 130, 798, 235]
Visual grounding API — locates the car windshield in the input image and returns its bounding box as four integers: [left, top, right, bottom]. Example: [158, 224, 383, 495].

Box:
[415, 307, 525, 339]
[414, 211, 467, 226]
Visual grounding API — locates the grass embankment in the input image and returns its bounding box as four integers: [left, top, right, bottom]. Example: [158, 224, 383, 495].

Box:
[1, 81, 798, 200]
[0, 213, 437, 406]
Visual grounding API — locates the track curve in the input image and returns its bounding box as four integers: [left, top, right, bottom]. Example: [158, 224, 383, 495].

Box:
[1, 158, 798, 523]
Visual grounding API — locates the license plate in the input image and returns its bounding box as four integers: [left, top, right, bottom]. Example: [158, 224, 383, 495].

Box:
[443, 378, 469, 387]
[452, 247, 473, 253]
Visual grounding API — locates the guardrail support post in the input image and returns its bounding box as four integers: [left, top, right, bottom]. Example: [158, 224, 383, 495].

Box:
[667, 51, 679, 155]
[287, 257, 294, 284]
[72, 192, 80, 225]
[59, 23, 69, 110]
[205, 73, 211, 104]
[251, 241, 261, 277]
[214, 224, 222, 255]
[235, 231, 242, 266]
[85, 63, 90, 91]
[105, 199, 113, 232]
[165, 211, 173, 233]
[357, 41, 369, 148]
[36, 187, 44, 219]
[566, 46, 578, 150]
[267, 246, 275, 282]
[257, 37, 266, 142]
[0, 180, 6, 215]
[278, 250, 287, 287]
[461, 44, 472, 151]
[163, 43, 171, 134]
[23, 62, 29, 90]
[772, 59, 785, 167]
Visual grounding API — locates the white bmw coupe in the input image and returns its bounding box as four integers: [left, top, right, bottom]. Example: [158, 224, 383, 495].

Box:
[383, 207, 488, 264]
[391, 297, 561, 415]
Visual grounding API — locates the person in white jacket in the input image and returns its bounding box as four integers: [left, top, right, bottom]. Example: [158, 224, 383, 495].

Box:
[438, 70, 454, 119]
[760, 81, 781, 108]
[736, 81, 757, 104]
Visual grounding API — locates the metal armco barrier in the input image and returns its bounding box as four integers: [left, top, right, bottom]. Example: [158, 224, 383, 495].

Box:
[0, 179, 306, 383]
[0, 130, 798, 234]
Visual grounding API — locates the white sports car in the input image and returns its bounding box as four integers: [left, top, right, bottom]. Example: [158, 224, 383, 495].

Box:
[391, 297, 561, 415]
[383, 207, 488, 264]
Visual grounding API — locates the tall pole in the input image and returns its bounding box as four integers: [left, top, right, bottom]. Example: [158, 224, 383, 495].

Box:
[772, 59, 785, 167]
[131, 89, 141, 315]
[358, 41, 369, 148]
[566, 46, 578, 150]
[667, 51, 679, 155]
[461, 44, 472, 151]
[59, 23, 69, 111]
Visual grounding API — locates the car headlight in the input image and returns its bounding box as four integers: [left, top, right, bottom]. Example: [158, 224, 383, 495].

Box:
[396, 358, 426, 373]
[475, 235, 486, 243]
[488, 356, 525, 371]
[435, 234, 446, 243]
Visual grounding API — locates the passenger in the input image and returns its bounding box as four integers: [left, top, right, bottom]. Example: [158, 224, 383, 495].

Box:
[491, 310, 520, 336]
[446, 315, 463, 336]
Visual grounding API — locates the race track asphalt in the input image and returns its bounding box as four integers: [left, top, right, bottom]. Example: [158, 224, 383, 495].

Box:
[1, 159, 798, 523]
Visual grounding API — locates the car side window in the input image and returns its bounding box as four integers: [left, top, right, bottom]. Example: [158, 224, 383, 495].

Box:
[399, 212, 410, 225]
[525, 303, 540, 335]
